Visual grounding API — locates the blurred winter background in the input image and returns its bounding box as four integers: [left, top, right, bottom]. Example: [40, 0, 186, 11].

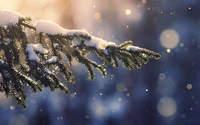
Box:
[0, 0, 200, 125]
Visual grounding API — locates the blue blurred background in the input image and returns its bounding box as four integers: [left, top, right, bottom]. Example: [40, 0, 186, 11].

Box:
[0, 0, 200, 125]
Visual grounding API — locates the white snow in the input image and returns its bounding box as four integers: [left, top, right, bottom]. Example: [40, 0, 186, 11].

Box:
[34, 20, 90, 37]
[26, 44, 40, 62]
[126, 45, 140, 51]
[32, 44, 48, 54]
[46, 56, 57, 63]
[86, 37, 116, 49]
[64, 29, 90, 37]
[34, 20, 116, 49]
[34, 20, 64, 35]
[0, 9, 24, 27]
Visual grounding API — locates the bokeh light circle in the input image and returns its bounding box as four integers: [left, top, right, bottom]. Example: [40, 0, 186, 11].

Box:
[116, 83, 125, 92]
[160, 29, 180, 49]
[157, 97, 177, 117]
[95, 106, 109, 120]
[125, 9, 131, 15]
[187, 84, 192, 89]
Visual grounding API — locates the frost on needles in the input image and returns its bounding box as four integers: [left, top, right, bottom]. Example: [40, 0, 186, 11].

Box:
[0, 9, 161, 108]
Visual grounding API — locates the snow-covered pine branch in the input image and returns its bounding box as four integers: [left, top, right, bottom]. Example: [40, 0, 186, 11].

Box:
[0, 9, 161, 108]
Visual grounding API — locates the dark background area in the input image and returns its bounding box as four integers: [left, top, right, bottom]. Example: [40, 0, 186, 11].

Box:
[0, 0, 200, 125]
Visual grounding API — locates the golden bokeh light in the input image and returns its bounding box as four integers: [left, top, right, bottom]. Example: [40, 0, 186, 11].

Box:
[125, 9, 131, 15]
[157, 97, 177, 117]
[160, 29, 180, 49]
[166, 49, 171, 53]
[187, 84, 192, 89]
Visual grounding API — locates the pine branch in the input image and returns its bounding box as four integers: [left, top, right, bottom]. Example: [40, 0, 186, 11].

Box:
[0, 9, 161, 108]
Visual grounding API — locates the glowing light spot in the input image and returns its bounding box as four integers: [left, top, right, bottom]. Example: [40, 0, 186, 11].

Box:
[94, 12, 101, 20]
[181, 114, 186, 118]
[116, 83, 125, 92]
[95, 106, 109, 120]
[100, 93, 103, 96]
[70, 93, 76, 98]
[86, 115, 90, 119]
[189, 7, 191, 10]
[157, 97, 177, 117]
[145, 89, 148, 92]
[160, 29, 180, 49]
[187, 84, 192, 89]
[10, 105, 15, 110]
[126, 93, 130, 97]
[125, 9, 131, 15]
[93, 5, 96, 8]
[159, 73, 166, 80]
[118, 98, 122, 101]
[180, 43, 184, 47]
[166, 49, 171, 53]
[124, 88, 128, 91]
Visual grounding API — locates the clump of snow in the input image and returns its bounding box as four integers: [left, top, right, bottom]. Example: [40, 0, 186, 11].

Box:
[46, 56, 57, 63]
[26, 44, 40, 62]
[87, 37, 116, 49]
[126, 46, 140, 51]
[34, 20, 91, 38]
[32, 44, 48, 54]
[34, 20, 65, 35]
[0, 9, 24, 27]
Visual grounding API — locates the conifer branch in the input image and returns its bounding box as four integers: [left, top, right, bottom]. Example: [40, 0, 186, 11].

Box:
[0, 10, 161, 108]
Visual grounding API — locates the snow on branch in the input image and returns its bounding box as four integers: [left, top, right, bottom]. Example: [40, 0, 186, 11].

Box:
[0, 9, 24, 27]
[0, 10, 161, 108]
[26, 44, 40, 62]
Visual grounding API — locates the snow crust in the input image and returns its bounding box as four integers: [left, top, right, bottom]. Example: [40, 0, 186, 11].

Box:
[0, 9, 24, 27]
[26, 44, 40, 62]
[126, 46, 140, 51]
